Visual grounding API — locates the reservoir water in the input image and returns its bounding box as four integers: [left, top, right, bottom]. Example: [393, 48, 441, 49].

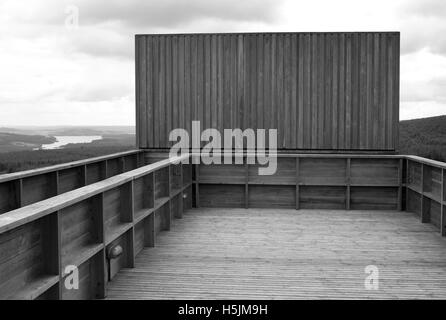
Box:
[38, 136, 103, 150]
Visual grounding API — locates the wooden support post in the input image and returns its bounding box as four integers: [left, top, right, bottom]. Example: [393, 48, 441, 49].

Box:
[50, 171, 59, 197]
[137, 151, 145, 167]
[118, 157, 126, 173]
[101, 161, 108, 180]
[145, 213, 155, 247]
[405, 159, 409, 212]
[195, 164, 200, 208]
[44, 212, 61, 299]
[346, 158, 351, 210]
[178, 164, 184, 218]
[295, 158, 300, 210]
[245, 159, 249, 209]
[92, 193, 106, 299]
[80, 165, 87, 186]
[95, 249, 107, 300]
[14, 179, 23, 209]
[398, 159, 403, 211]
[421, 164, 427, 222]
[122, 182, 135, 268]
[441, 168, 445, 236]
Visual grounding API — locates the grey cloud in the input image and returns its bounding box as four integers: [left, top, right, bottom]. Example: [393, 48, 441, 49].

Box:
[65, 83, 132, 102]
[400, 0, 446, 19]
[73, 0, 279, 27]
[398, 0, 446, 55]
[28, 0, 279, 28]
[9, 0, 281, 59]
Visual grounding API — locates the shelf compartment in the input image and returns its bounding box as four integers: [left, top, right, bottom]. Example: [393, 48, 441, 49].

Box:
[61, 250, 105, 300]
[182, 163, 192, 186]
[154, 202, 171, 234]
[103, 183, 133, 245]
[0, 180, 21, 214]
[86, 161, 106, 185]
[422, 196, 442, 228]
[171, 194, 183, 219]
[407, 188, 422, 216]
[58, 166, 84, 194]
[199, 163, 245, 184]
[106, 229, 133, 281]
[22, 172, 57, 206]
[10, 275, 59, 300]
[183, 185, 193, 210]
[407, 160, 422, 192]
[350, 186, 398, 210]
[249, 158, 295, 185]
[350, 158, 399, 186]
[106, 158, 122, 177]
[134, 214, 155, 256]
[423, 165, 442, 202]
[199, 184, 245, 208]
[105, 222, 133, 245]
[249, 185, 295, 208]
[0, 213, 59, 300]
[60, 196, 103, 270]
[299, 158, 346, 186]
[300, 186, 346, 209]
[155, 166, 170, 200]
[170, 164, 182, 195]
[133, 173, 154, 222]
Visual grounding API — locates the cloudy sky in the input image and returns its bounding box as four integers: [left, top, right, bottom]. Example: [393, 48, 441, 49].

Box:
[0, 0, 445, 126]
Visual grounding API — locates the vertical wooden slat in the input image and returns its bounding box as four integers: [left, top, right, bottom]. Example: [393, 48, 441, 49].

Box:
[441, 168, 445, 236]
[43, 212, 61, 299]
[420, 164, 427, 222]
[14, 179, 23, 208]
[296, 158, 300, 210]
[346, 158, 351, 210]
[93, 193, 106, 299]
[245, 160, 249, 209]
[195, 164, 200, 208]
[405, 159, 410, 212]
[398, 159, 403, 211]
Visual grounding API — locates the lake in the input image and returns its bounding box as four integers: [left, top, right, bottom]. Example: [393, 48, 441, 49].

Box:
[38, 136, 103, 150]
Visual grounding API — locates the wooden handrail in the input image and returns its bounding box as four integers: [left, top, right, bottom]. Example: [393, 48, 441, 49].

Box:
[0, 149, 142, 183]
[0, 153, 189, 234]
[404, 155, 446, 170]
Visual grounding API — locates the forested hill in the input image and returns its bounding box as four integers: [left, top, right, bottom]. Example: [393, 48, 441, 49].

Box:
[399, 115, 446, 162]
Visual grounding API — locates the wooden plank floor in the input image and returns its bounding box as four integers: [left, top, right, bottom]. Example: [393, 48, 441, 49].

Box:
[107, 208, 446, 299]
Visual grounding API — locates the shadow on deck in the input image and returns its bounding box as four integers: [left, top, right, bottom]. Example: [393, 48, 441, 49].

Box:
[107, 208, 446, 299]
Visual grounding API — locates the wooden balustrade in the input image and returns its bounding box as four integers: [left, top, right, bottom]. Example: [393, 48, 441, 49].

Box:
[0, 154, 192, 300]
[0, 150, 145, 214]
[193, 154, 403, 211]
[405, 155, 446, 235]
[0, 151, 446, 300]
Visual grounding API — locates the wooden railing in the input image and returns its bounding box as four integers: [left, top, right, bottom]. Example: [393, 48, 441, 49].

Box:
[194, 154, 403, 211]
[0, 151, 445, 299]
[0, 150, 145, 214]
[0, 154, 192, 300]
[405, 155, 446, 235]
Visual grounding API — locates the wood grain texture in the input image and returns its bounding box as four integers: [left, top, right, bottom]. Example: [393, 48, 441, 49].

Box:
[107, 208, 446, 299]
[136, 32, 400, 151]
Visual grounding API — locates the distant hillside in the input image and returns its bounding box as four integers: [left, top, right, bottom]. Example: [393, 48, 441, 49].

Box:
[399, 115, 446, 162]
[0, 132, 56, 152]
[0, 146, 135, 173]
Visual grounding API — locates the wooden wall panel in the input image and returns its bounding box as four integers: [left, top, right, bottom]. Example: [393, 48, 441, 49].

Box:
[350, 186, 398, 210]
[136, 32, 400, 151]
[248, 185, 295, 208]
[300, 186, 346, 209]
[199, 184, 244, 207]
[0, 220, 45, 298]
